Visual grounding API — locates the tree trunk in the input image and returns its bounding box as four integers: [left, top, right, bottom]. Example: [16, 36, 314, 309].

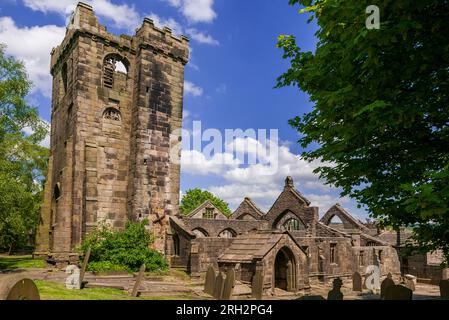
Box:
[8, 243, 14, 255]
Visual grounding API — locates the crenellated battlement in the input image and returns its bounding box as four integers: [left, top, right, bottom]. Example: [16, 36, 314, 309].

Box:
[51, 2, 189, 74]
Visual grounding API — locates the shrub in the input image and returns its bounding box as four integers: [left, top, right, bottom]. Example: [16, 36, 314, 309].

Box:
[87, 261, 128, 273]
[78, 220, 168, 273]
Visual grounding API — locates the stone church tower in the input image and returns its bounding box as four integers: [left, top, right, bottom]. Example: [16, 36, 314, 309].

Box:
[35, 2, 189, 262]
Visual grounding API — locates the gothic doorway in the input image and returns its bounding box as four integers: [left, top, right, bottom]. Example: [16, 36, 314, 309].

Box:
[274, 247, 297, 292]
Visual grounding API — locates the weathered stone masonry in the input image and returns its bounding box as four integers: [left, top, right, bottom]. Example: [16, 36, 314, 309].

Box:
[35, 2, 189, 262]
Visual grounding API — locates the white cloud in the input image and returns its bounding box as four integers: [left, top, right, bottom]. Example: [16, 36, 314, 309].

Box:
[22, 0, 141, 31]
[181, 134, 347, 213]
[184, 81, 203, 97]
[0, 17, 66, 97]
[165, 0, 217, 23]
[181, 150, 240, 175]
[186, 28, 219, 45]
[148, 12, 184, 36]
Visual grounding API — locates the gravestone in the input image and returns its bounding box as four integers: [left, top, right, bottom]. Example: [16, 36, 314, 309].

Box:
[404, 274, 416, 291]
[251, 270, 264, 300]
[131, 263, 146, 297]
[204, 266, 216, 295]
[298, 295, 326, 300]
[79, 246, 91, 288]
[327, 278, 344, 300]
[222, 269, 235, 300]
[65, 265, 81, 289]
[384, 284, 413, 300]
[212, 272, 226, 300]
[352, 272, 362, 292]
[0, 275, 40, 300]
[380, 275, 395, 299]
[439, 279, 449, 300]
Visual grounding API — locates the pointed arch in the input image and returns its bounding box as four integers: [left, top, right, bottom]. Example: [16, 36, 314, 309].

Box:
[192, 228, 209, 238]
[273, 210, 306, 231]
[218, 228, 237, 238]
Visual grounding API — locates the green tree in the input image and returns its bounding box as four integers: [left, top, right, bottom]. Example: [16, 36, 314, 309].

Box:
[277, 1, 449, 263]
[180, 189, 232, 217]
[79, 220, 168, 273]
[0, 44, 49, 253]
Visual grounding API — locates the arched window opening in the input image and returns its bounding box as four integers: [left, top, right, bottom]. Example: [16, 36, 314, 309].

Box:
[192, 228, 208, 238]
[283, 218, 302, 231]
[54, 183, 61, 200]
[103, 107, 121, 121]
[103, 54, 128, 89]
[218, 229, 236, 238]
[173, 234, 180, 256]
[62, 62, 68, 92]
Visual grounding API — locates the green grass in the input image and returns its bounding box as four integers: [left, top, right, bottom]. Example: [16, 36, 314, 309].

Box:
[35, 280, 197, 300]
[0, 255, 46, 270]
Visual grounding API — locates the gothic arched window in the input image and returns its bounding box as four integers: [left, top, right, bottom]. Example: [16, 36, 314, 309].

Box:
[103, 107, 121, 121]
[103, 54, 128, 88]
[283, 218, 302, 231]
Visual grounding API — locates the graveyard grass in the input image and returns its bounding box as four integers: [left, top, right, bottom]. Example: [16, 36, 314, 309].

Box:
[0, 255, 46, 270]
[35, 280, 197, 300]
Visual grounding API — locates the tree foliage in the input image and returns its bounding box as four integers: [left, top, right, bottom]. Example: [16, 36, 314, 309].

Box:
[180, 189, 232, 217]
[277, 1, 449, 263]
[0, 44, 49, 253]
[79, 220, 168, 273]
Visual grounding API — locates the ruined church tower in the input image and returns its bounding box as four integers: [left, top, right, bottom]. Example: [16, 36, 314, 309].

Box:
[35, 2, 189, 262]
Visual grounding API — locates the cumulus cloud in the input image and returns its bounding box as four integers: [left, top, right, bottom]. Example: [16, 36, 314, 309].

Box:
[184, 81, 203, 97]
[181, 134, 347, 213]
[165, 0, 217, 23]
[186, 28, 219, 45]
[0, 17, 65, 97]
[148, 12, 184, 36]
[22, 0, 141, 31]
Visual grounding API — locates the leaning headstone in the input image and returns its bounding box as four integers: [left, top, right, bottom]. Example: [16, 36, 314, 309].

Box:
[384, 284, 413, 300]
[327, 278, 344, 300]
[380, 275, 395, 299]
[222, 269, 235, 300]
[352, 272, 362, 292]
[131, 263, 146, 297]
[65, 265, 81, 290]
[251, 270, 264, 300]
[204, 266, 216, 295]
[0, 275, 40, 300]
[404, 274, 417, 291]
[212, 272, 226, 300]
[439, 279, 449, 300]
[79, 246, 91, 288]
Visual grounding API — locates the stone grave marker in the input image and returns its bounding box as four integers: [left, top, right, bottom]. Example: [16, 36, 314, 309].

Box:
[439, 279, 449, 300]
[204, 266, 216, 295]
[212, 272, 226, 300]
[0, 275, 40, 300]
[384, 284, 413, 300]
[131, 263, 146, 297]
[352, 271, 362, 292]
[65, 265, 81, 290]
[380, 275, 395, 299]
[222, 269, 235, 300]
[327, 277, 344, 300]
[404, 274, 416, 291]
[251, 270, 264, 300]
[79, 246, 91, 288]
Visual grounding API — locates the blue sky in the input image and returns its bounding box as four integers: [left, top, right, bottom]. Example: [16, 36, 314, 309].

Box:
[0, 0, 369, 220]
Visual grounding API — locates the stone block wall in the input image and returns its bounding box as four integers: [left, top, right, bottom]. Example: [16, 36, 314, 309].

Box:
[35, 2, 189, 260]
